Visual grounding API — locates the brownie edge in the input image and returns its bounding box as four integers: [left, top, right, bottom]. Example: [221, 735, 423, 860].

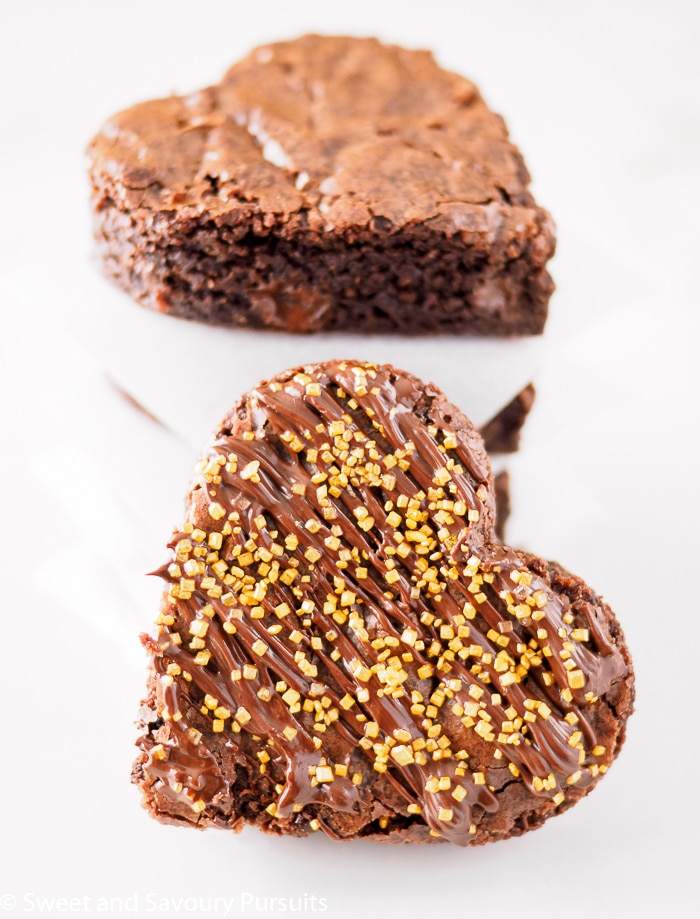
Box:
[88, 35, 556, 334]
[133, 360, 634, 847]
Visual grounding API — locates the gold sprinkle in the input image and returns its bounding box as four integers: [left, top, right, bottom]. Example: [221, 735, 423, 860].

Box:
[401, 628, 417, 646]
[240, 460, 261, 481]
[351, 661, 372, 682]
[282, 689, 301, 706]
[204, 502, 224, 522]
[391, 745, 415, 766]
[443, 432, 458, 449]
[433, 467, 452, 486]
[189, 619, 209, 638]
[567, 670, 585, 690]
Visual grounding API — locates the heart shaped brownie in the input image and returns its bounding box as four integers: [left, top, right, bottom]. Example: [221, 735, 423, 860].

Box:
[134, 361, 634, 846]
[87, 35, 555, 335]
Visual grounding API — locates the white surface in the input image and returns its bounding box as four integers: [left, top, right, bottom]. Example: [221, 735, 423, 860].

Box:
[2, 1, 699, 916]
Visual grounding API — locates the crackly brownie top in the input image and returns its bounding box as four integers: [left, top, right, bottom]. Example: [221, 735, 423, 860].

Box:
[89, 35, 541, 231]
[144, 360, 630, 846]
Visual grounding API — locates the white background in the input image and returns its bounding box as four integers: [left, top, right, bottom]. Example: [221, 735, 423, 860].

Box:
[2, 1, 699, 916]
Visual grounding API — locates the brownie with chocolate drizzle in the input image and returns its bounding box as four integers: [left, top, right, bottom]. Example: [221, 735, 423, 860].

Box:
[88, 35, 555, 334]
[133, 361, 634, 846]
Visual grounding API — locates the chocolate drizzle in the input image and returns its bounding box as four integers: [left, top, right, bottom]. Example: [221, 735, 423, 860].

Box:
[139, 361, 629, 846]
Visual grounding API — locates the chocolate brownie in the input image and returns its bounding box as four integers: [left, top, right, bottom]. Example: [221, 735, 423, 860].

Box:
[88, 35, 556, 334]
[479, 385, 536, 540]
[480, 383, 536, 455]
[133, 361, 634, 846]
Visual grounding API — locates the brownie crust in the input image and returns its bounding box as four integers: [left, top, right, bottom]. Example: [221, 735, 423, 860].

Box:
[133, 361, 633, 846]
[88, 36, 556, 334]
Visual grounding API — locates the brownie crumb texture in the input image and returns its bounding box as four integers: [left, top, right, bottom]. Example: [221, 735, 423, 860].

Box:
[88, 35, 556, 335]
[134, 361, 634, 846]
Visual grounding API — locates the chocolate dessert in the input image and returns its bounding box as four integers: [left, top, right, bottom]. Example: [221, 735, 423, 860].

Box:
[133, 361, 634, 846]
[88, 35, 555, 334]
